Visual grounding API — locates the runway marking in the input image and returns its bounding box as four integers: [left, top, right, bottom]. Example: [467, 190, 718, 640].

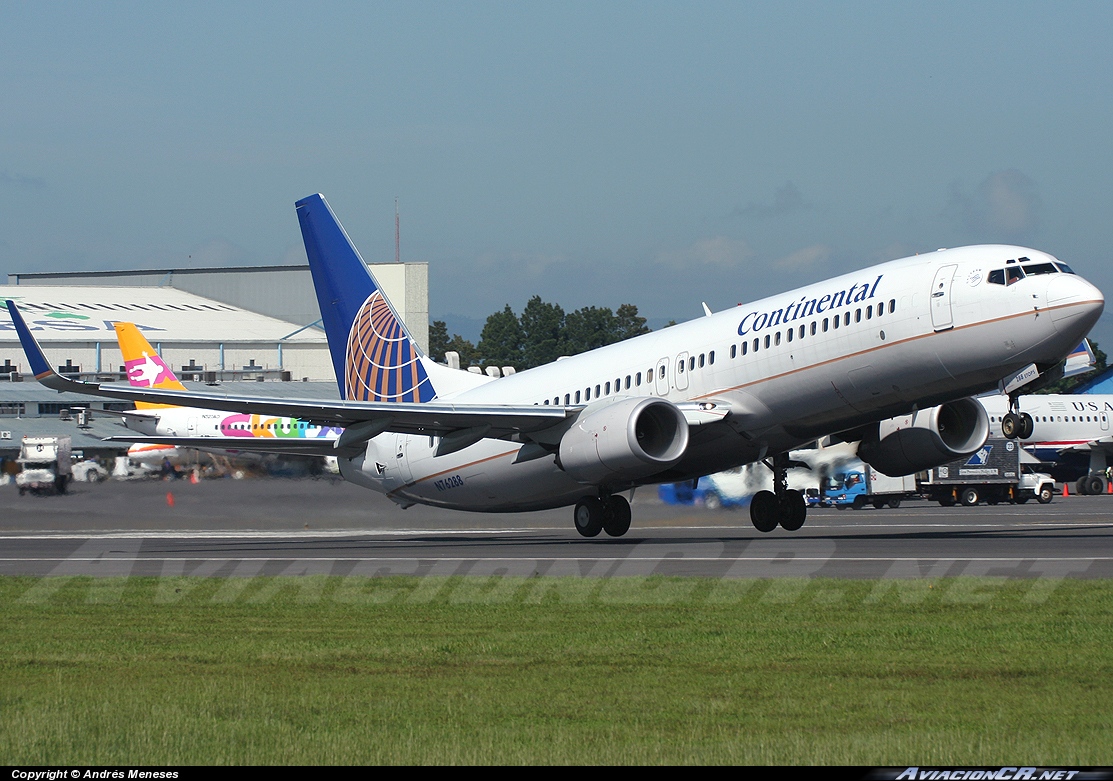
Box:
[3, 556, 1112, 563]
[2, 519, 1112, 540]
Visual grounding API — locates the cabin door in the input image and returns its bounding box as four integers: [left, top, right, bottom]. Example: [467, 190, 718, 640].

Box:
[930, 264, 958, 331]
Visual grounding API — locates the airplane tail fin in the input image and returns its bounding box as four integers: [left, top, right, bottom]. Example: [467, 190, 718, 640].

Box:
[114, 322, 186, 410]
[295, 193, 441, 402]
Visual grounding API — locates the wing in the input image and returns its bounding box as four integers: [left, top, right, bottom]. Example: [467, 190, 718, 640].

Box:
[6, 300, 570, 445]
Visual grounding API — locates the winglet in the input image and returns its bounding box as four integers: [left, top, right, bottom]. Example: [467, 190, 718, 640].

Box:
[5, 300, 64, 387]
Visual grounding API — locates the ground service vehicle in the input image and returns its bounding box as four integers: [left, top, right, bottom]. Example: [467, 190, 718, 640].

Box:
[15, 435, 72, 496]
[818, 466, 918, 509]
[919, 438, 1055, 506]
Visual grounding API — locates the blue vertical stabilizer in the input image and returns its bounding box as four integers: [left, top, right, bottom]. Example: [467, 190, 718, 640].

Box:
[295, 193, 436, 402]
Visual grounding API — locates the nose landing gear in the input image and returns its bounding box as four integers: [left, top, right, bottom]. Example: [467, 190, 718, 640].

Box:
[749, 452, 807, 533]
[1001, 410, 1034, 439]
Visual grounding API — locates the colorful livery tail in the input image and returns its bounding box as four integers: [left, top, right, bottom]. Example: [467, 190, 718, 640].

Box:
[114, 322, 185, 410]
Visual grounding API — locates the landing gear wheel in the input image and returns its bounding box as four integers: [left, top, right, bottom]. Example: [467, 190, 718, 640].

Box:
[778, 489, 807, 531]
[1087, 475, 1106, 496]
[961, 487, 980, 507]
[1001, 412, 1020, 439]
[574, 497, 605, 537]
[1019, 413, 1034, 439]
[602, 496, 632, 537]
[1076, 476, 1091, 495]
[750, 490, 779, 533]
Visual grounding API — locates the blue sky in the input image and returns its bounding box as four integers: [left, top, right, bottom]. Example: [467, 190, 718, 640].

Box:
[2, 2, 1111, 344]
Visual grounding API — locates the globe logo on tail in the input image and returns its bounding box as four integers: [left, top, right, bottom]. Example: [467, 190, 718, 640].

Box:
[345, 292, 435, 403]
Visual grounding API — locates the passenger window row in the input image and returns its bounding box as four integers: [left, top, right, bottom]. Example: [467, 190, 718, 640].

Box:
[540, 352, 717, 406]
[729, 299, 897, 359]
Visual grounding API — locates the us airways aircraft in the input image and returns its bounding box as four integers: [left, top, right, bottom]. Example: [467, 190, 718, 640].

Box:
[106, 321, 342, 454]
[7, 194, 1104, 536]
[980, 392, 1113, 493]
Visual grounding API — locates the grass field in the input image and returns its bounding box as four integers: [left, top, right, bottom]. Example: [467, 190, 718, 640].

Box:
[2, 575, 1111, 764]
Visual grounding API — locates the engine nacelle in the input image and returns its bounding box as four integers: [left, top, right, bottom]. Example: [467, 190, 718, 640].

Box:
[857, 397, 989, 477]
[559, 397, 689, 485]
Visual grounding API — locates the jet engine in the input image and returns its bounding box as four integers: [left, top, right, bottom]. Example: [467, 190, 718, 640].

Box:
[558, 396, 689, 485]
[857, 397, 989, 477]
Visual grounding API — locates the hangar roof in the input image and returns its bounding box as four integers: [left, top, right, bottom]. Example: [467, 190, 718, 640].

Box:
[0, 286, 327, 344]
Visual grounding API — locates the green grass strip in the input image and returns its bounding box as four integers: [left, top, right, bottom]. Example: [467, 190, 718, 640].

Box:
[1, 576, 1111, 764]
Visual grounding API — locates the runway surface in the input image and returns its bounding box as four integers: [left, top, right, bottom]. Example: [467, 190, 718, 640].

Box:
[2, 477, 1113, 579]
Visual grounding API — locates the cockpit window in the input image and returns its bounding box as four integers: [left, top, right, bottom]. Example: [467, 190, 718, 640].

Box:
[1006, 267, 1025, 285]
[988, 269, 1005, 285]
[1056, 262, 1076, 274]
[1023, 262, 1059, 276]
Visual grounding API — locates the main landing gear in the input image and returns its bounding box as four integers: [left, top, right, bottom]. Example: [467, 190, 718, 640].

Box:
[573, 494, 632, 538]
[1001, 395, 1034, 440]
[749, 452, 807, 533]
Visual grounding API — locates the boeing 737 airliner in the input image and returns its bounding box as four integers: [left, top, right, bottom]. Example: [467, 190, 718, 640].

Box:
[7, 194, 1104, 536]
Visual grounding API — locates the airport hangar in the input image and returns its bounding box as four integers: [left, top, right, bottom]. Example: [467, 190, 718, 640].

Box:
[0, 262, 428, 462]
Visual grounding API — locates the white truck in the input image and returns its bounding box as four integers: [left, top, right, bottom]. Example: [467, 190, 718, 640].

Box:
[16, 435, 73, 496]
[919, 438, 1056, 506]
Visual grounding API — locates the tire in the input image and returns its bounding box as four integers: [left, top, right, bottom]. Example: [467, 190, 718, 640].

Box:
[873, 499, 885, 510]
[1076, 476, 1091, 496]
[1015, 496, 1029, 504]
[602, 495, 632, 537]
[960, 487, 979, 507]
[749, 490, 779, 533]
[938, 497, 955, 507]
[703, 491, 722, 511]
[852, 495, 866, 510]
[1037, 485, 1054, 504]
[574, 497, 605, 538]
[779, 489, 807, 531]
[1001, 412, 1019, 439]
[1087, 475, 1106, 496]
[887, 498, 901, 509]
[1019, 413, 1034, 439]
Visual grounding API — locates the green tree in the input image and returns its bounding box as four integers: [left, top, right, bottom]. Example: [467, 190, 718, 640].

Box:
[520, 296, 566, 368]
[444, 334, 479, 369]
[477, 305, 524, 368]
[428, 320, 451, 362]
[614, 303, 651, 341]
[564, 306, 618, 355]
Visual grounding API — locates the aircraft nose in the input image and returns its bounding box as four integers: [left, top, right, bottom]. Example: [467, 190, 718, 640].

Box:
[1046, 273, 1104, 334]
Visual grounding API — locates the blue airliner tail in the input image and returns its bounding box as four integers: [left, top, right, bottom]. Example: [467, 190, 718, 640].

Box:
[295, 194, 437, 403]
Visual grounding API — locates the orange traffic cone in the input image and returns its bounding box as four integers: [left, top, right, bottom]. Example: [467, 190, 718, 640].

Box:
[1062, 482, 1069, 497]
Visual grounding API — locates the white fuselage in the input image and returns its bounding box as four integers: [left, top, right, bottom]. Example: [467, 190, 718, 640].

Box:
[339, 245, 1102, 512]
[125, 408, 342, 443]
[979, 393, 1113, 464]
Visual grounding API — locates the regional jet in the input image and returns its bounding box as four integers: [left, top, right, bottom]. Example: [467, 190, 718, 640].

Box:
[6, 194, 1104, 536]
